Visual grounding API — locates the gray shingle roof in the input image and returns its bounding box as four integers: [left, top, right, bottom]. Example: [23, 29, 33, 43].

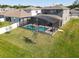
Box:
[3, 9, 31, 18]
[24, 7, 41, 10]
[70, 9, 79, 16]
[74, 7, 79, 10]
[42, 5, 69, 10]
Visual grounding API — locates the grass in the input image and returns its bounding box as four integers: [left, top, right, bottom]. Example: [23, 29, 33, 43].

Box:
[0, 21, 11, 28]
[0, 18, 79, 57]
[50, 18, 79, 57]
[0, 39, 27, 58]
[0, 27, 53, 58]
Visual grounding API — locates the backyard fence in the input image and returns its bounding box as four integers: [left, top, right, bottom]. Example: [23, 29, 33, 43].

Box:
[0, 22, 19, 34]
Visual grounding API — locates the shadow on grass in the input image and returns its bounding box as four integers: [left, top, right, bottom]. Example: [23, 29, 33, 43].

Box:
[5, 31, 11, 34]
[23, 36, 36, 44]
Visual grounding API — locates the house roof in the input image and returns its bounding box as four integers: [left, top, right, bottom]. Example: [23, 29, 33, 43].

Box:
[31, 14, 62, 23]
[24, 7, 41, 10]
[71, 9, 79, 13]
[70, 9, 79, 16]
[42, 5, 69, 10]
[74, 7, 79, 10]
[4, 9, 31, 18]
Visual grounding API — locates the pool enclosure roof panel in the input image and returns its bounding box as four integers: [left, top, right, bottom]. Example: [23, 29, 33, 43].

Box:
[32, 14, 62, 23]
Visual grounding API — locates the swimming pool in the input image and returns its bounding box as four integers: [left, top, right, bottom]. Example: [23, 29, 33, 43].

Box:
[23, 24, 48, 32]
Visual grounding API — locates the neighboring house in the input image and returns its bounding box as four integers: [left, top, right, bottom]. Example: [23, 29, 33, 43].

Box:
[70, 8, 79, 18]
[24, 7, 41, 16]
[41, 5, 70, 25]
[0, 11, 5, 22]
[0, 8, 8, 22]
[0, 8, 17, 22]
[0, 7, 16, 12]
[0, 9, 32, 27]
[0, 7, 41, 22]
[0, 8, 6, 12]
[4, 9, 31, 23]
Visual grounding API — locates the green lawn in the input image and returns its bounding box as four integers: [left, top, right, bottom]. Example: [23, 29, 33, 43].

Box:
[0, 18, 79, 57]
[0, 21, 11, 28]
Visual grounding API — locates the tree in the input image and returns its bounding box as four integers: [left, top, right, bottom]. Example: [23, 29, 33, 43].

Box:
[68, 0, 79, 9]
[73, 0, 79, 5]
[0, 4, 35, 9]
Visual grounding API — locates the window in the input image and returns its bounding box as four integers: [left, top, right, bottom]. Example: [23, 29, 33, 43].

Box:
[24, 10, 31, 13]
[36, 11, 38, 13]
[0, 15, 4, 18]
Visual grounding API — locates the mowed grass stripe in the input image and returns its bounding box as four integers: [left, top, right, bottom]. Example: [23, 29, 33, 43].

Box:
[0, 39, 33, 58]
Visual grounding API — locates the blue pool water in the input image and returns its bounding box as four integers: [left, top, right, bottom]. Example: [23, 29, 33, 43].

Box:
[23, 24, 48, 32]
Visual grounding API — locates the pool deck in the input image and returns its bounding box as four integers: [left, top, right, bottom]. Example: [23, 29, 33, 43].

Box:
[23, 24, 53, 34]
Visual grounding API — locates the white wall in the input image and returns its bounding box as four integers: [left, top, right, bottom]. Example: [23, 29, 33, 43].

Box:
[0, 22, 19, 34]
[62, 9, 70, 25]
[31, 10, 41, 16]
[37, 10, 41, 14]
[0, 18, 5, 22]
